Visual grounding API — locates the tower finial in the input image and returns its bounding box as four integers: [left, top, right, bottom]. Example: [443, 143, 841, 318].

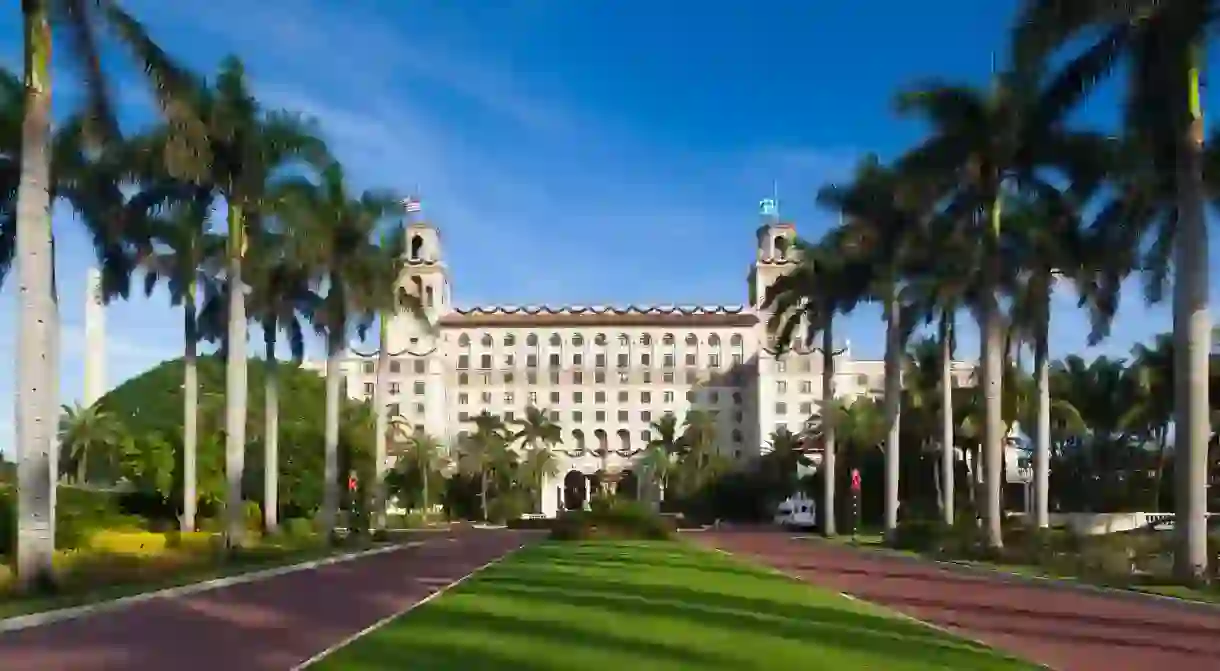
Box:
[759, 181, 779, 222]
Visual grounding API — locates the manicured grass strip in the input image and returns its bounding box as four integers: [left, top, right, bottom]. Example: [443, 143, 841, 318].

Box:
[314, 540, 1038, 670]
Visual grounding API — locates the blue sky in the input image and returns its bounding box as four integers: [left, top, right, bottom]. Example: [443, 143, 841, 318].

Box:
[0, 0, 1210, 453]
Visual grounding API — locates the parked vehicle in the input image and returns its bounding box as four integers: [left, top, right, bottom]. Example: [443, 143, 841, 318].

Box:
[774, 494, 816, 530]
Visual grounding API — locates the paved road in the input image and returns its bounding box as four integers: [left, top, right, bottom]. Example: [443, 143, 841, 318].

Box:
[694, 529, 1220, 671]
[0, 528, 535, 671]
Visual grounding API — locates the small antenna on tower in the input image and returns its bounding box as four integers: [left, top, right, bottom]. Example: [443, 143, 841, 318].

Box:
[759, 181, 779, 222]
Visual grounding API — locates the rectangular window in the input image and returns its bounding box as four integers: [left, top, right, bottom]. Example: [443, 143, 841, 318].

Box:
[573, 410, 583, 422]
[574, 391, 584, 404]
[618, 410, 629, 422]
[459, 411, 470, 421]
[504, 392, 514, 404]
[663, 354, 675, 368]
[617, 353, 629, 368]
[640, 430, 650, 441]
[414, 359, 425, 374]
[574, 371, 584, 384]
[527, 371, 537, 385]
[595, 391, 606, 404]
[458, 393, 468, 405]
[617, 390, 629, 403]
[387, 403, 400, 416]
[504, 372, 514, 384]
[550, 411, 560, 422]
[595, 371, 606, 384]
[505, 410, 515, 421]
[363, 383, 374, 394]
[641, 353, 651, 366]
[389, 382, 400, 395]
[550, 391, 561, 404]
[389, 360, 401, 374]
[685, 353, 696, 366]
[413, 381, 425, 395]
[528, 391, 538, 405]
[480, 354, 492, 369]
[641, 410, 651, 422]
[504, 354, 515, 368]
[801, 381, 812, 394]
[550, 371, 560, 384]
[526, 354, 538, 368]
[595, 353, 606, 368]
[481, 391, 492, 404]
[458, 355, 470, 369]
[776, 402, 787, 415]
[776, 361, 787, 373]
[618, 371, 630, 384]
[663, 391, 674, 403]
[777, 381, 787, 393]
[549, 353, 561, 367]
[595, 411, 606, 422]
[573, 353, 583, 366]
[800, 402, 813, 415]
[642, 371, 652, 383]
[709, 354, 720, 368]
[732, 353, 743, 366]
[641, 391, 651, 403]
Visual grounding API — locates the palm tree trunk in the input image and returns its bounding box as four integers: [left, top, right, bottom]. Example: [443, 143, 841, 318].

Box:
[421, 463, 429, 514]
[1173, 44, 1211, 583]
[480, 471, 489, 521]
[821, 322, 837, 537]
[262, 325, 279, 534]
[322, 323, 343, 535]
[1033, 312, 1051, 529]
[939, 315, 955, 525]
[982, 200, 1005, 550]
[882, 288, 902, 537]
[15, 0, 57, 590]
[371, 317, 390, 532]
[223, 203, 249, 548]
[182, 293, 198, 532]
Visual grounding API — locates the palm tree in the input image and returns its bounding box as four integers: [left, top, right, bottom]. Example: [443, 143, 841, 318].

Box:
[510, 406, 563, 511]
[458, 412, 511, 521]
[275, 164, 395, 536]
[152, 57, 329, 547]
[12, 0, 198, 587]
[244, 230, 316, 533]
[641, 414, 683, 507]
[817, 157, 937, 538]
[401, 429, 445, 514]
[893, 66, 1110, 549]
[763, 233, 861, 536]
[677, 409, 718, 495]
[1017, 1, 1218, 578]
[131, 182, 224, 532]
[58, 402, 125, 485]
[761, 427, 812, 497]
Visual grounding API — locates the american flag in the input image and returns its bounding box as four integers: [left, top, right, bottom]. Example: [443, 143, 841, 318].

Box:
[402, 197, 422, 213]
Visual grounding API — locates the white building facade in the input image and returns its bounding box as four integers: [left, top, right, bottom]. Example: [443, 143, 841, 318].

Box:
[328, 213, 976, 517]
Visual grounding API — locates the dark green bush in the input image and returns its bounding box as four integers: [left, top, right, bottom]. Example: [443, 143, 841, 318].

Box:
[506, 516, 554, 530]
[889, 519, 953, 553]
[282, 517, 316, 539]
[550, 500, 675, 541]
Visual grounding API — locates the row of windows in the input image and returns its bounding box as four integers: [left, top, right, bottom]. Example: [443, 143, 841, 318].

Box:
[457, 351, 743, 370]
[457, 389, 745, 407]
[456, 369, 747, 387]
[363, 381, 427, 396]
[360, 359, 427, 375]
[456, 332, 746, 348]
[453, 412, 748, 444]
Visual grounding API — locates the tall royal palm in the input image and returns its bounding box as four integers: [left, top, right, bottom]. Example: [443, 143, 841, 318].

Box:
[894, 66, 1109, 548]
[134, 186, 224, 532]
[764, 233, 862, 536]
[276, 162, 396, 534]
[818, 156, 934, 539]
[1017, 0, 1217, 577]
[12, 1, 197, 585]
[244, 229, 316, 533]
[172, 57, 328, 546]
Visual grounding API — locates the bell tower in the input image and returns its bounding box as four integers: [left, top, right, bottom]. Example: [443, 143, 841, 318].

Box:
[747, 196, 798, 309]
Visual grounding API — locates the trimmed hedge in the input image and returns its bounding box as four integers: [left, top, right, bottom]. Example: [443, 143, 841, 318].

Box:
[550, 500, 675, 541]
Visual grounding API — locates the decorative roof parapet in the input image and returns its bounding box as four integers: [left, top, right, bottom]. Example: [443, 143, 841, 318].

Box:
[438, 304, 758, 328]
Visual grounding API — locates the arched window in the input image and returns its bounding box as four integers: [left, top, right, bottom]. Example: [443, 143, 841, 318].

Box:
[481, 334, 493, 347]
[708, 334, 721, 346]
[572, 334, 585, 346]
[732, 429, 743, 443]
[617, 334, 630, 346]
[424, 285, 434, 307]
[504, 334, 516, 347]
[549, 333, 562, 346]
[410, 275, 423, 296]
[775, 235, 788, 259]
[458, 372, 469, 385]
[526, 333, 539, 347]
[594, 333, 607, 346]
[458, 334, 470, 347]
[662, 333, 675, 346]
[640, 334, 652, 346]
[685, 334, 698, 346]
[409, 234, 424, 260]
[572, 429, 586, 451]
[730, 334, 744, 347]
[617, 429, 630, 452]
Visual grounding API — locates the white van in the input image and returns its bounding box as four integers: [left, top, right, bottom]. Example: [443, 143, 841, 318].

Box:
[774, 494, 817, 529]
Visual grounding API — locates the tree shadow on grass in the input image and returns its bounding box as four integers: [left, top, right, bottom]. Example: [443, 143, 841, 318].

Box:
[319, 605, 738, 670]
[470, 572, 1024, 668]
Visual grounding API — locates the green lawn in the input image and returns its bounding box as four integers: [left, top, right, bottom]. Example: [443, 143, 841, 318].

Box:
[315, 540, 1037, 670]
